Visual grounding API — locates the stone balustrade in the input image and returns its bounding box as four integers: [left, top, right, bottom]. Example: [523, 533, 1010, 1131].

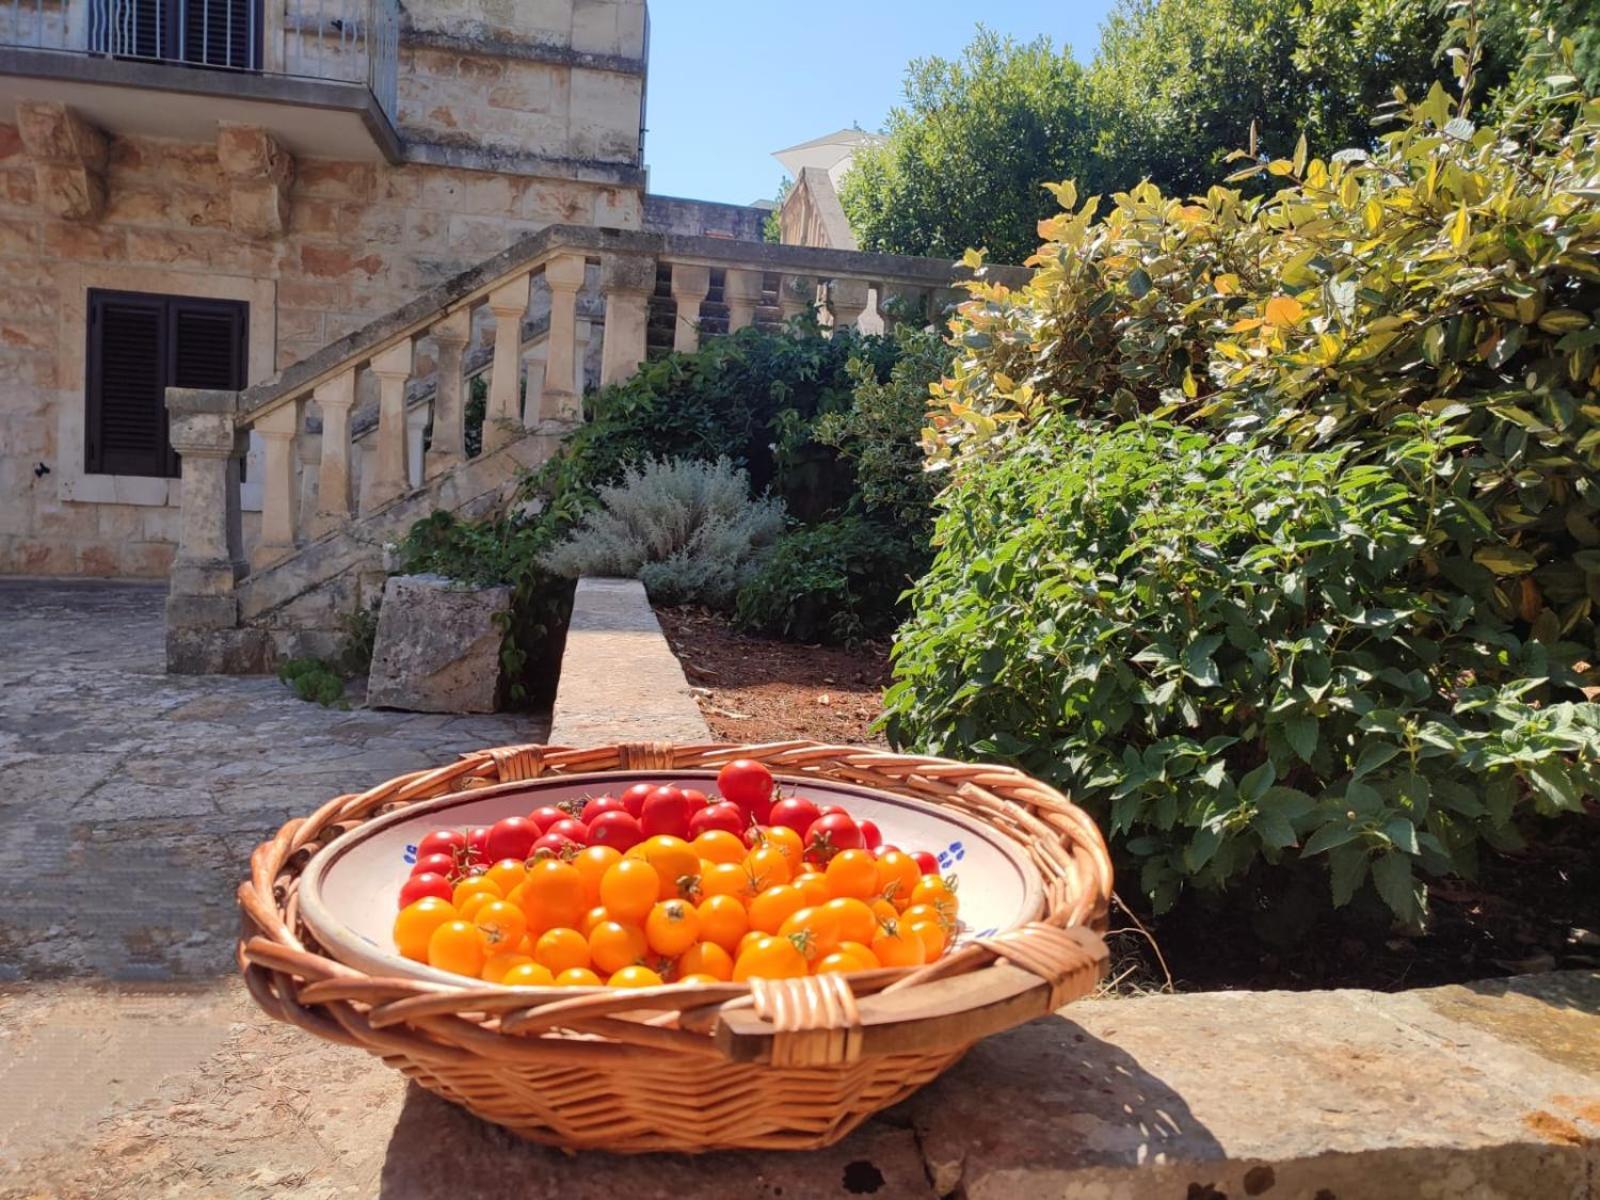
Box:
[162, 225, 1026, 673]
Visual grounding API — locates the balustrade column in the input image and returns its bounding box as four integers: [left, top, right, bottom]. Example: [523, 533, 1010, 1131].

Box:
[779, 274, 819, 323]
[425, 308, 471, 476]
[165, 388, 247, 667]
[827, 278, 871, 331]
[539, 253, 586, 424]
[366, 338, 413, 510]
[313, 368, 356, 535]
[599, 253, 655, 387]
[250, 398, 304, 570]
[669, 264, 711, 353]
[877, 284, 930, 331]
[485, 274, 531, 451]
[724, 268, 764, 332]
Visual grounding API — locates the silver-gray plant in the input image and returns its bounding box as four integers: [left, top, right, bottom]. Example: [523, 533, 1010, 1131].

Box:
[539, 457, 787, 608]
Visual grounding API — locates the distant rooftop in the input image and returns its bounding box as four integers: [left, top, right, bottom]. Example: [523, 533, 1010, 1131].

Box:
[772, 128, 884, 180]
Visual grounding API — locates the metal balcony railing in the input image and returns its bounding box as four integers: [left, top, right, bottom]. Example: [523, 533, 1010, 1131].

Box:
[1, 0, 400, 124]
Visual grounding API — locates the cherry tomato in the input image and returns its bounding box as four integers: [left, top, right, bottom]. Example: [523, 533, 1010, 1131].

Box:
[911, 875, 959, 920]
[521, 859, 585, 931]
[748, 883, 806, 934]
[410, 852, 458, 879]
[875, 851, 921, 909]
[394, 896, 456, 961]
[636, 836, 700, 899]
[736, 929, 767, 959]
[481, 951, 533, 983]
[417, 829, 467, 860]
[456, 891, 498, 924]
[912, 850, 940, 875]
[484, 817, 539, 863]
[804, 813, 864, 865]
[546, 818, 590, 846]
[580, 795, 626, 824]
[589, 920, 647, 974]
[619, 783, 655, 818]
[555, 967, 602, 987]
[745, 844, 792, 891]
[696, 894, 749, 953]
[823, 896, 878, 945]
[700, 861, 755, 902]
[907, 919, 946, 961]
[779, 905, 841, 958]
[732, 934, 807, 981]
[762, 826, 805, 873]
[599, 858, 660, 923]
[859, 819, 883, 851]
[644, 899, 700, 956]
[573, 845, 623, 907]
[688, 801, 745, 840]
[792, 871, 830, 906]
[427, 919, 486, 977]
[530, 832, 579, 860]
[692, 829, 747, 865]
[640, 786, 690, 839]
[871, 921, 926, 968]
[587, 810, 644, 853]
[502, 961, 556, 987]
[609, 964, 664, 988]
[824, 849, 879, 900]
[533, 926, 591, 975]
[452, 874, 502, 908]
[874, 843, 902, 858]
[580, 905, 611, 936]
[768, 797, 821, 837]
[818, 805, 848, 817]
[717, 759, 775, 822]
[681, 788, 710, 813]
[399, 872, 453, 908]
[677, 941, 733, 982]
[473, 899, 527, 951]
[528, 806, 568, 834]
[485, 858, 528, 897]
[465, 827, 491, 862]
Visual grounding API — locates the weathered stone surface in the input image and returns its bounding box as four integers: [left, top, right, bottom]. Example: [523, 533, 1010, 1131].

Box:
[548, 577, 710, 746]
[366, 573, 512, 713]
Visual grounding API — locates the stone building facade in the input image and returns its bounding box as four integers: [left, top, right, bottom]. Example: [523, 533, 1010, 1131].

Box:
[0, 0, 761, 578]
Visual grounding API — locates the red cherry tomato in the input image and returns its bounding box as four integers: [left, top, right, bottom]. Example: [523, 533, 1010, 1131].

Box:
[531, 831, 579, 859]
[417, 829, 467, 860]
[619, 783, 655, 818]
[818, 805, 847, 817]
[912, 850, 939, 875]
[768, 797, 821, 836]
[688, 801, 746, 839]
[399, 872, 453, 908]
[640, 786, 690, 839]
[465, 827, 490, 862]
[588, 810, 644, 852]
[682, 789, 710, 813]
[528, 806, 568, 833]
[804, 813, 864, 865]
[411, 852, 457, 878]
[717, 759, 775, 823]
[547, 818, 590, 846]
[581, 795, 626, 824]
[484, 817, 539, 863]
[874, 843, 901, 859]
[859, 819, 883, 851]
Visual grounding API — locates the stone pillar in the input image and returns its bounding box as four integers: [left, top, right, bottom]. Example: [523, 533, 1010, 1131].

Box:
[406, 399, 429, 487]
[16, 101, 107, 221]
[484, 274, 530, 451]
[877, 284, 929, 331]
[296, 422, 320, 539]
[216, 124, 295, 240]
[425, 309, 470, 476]
[165, 388, 247, 662]
[828, 278, 871, 331]
[669, 263, 711, 353]
[366, 339, 413, 511]
[313, 368, 356, 535]
[250, 399, 303, 571]
[779, 274, 819, 324]
[600, 253, 655, 386]
[930, 285, 966, 330]
[724, 268, 764, 332]
[539, 253, 587, 424]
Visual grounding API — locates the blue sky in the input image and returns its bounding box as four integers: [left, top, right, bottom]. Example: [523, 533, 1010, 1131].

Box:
[642, 0, 1119, 206]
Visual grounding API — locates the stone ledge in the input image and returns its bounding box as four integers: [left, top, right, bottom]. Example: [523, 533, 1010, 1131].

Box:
[548, 577, 710, 747]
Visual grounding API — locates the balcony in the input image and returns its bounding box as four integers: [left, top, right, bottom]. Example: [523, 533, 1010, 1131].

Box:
[0, 0, 400, 161]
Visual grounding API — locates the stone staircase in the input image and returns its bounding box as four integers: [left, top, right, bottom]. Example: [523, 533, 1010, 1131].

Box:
[161, 224, 1028, 674]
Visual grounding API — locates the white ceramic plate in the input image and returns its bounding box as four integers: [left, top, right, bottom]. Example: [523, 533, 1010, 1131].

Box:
[298, 770, 1045, 986]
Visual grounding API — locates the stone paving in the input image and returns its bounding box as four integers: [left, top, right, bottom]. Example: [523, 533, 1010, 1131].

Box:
[0, 579, 541, 980]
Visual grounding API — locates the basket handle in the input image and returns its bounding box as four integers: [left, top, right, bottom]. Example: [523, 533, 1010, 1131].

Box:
[713, 925, 1108, 1064]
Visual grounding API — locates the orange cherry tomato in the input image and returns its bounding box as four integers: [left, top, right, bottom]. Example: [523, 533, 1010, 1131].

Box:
[599, 858, 661, 923]
[502, 961, 556, 987]
[455, 891, 497, 924]
[822, 896, 877, 945]
[911, 874, 958, 919]
[451, 874, 502, 908]
[748, 883, 806, 934]
[486, 858, 529, 897]
[588, 920, 647, 975]
[394, 896, 456, 961]
[692, 830, 748, 865]
[644, 899, 701, 957]
[875, 851, 921, 909]
[676, 941, 733, 982]
[907, 919, 945, 961]
[871, 921, 927, 968]
[637, 836, 699, 899]
[522, 859, 585, 931]
[816, 942, 880, 975]
[744, 844, 792, 891]
[761, 825, 804, 872]
[736, 929, 767, 960]
[678, 972, 720, 985]
[836, 940, 881, 970]
[791, 871, 830, 906]
[554, 967, 602, 987]
[473, 899, 527, 952]
[732, 934, 809, 981]
[534, 926, 591, 975]
[870, 897, 899, 924]
[901, 903, 953, 942]
[580, 905, 611, 936]
[779, 905, 842, 958]
[700, 861, 755, 901]
[608, 964, 664, 988]
[696, 894, 750, 953]
[573, 845, 623, 907]
[824, 849, 879, 900]
[481, 951, 533, 983]
[427, 919, 487, 977]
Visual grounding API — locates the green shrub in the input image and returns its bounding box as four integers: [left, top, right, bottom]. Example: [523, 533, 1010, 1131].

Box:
[890, 35, 1600, 923]
[540, 457, 786, 608]
[277, 657, 346, 707]
[736, 517, 924, 645]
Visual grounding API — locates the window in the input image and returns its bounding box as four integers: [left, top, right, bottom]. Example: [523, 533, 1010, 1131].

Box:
[88, 0, 262, 71]
[85, 290, 248, 478]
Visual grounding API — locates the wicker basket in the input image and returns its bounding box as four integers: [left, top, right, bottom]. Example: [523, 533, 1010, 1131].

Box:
[238, 740, 1113, 1153]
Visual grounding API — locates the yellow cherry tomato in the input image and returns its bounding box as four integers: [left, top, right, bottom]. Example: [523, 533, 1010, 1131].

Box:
[608, 964, 664, 988]
[744, 844, 792, 890]
[907, 919, 946, 961]
[824, 849, 879, 900]
[762, 825, 804, 872]
[394, 896, 456, 961]
[791, 871, 830, 906]
[748, 883, 806, 934]
[588, 920, 647, 975]
[645, 899, 700, 957]
[555, 967, 603, 987]
[871, 921, 927, 969]
[534, 926, 591, 975]
[875, 851, 921, 909]
[481, 951, 533, 984]
[692, 830, 748, 865]
[427, 919, 487, 978]
[573, 845, 623, 907]
[779, 905, 842, 959]
[599, 858, 661, 923]
[472, 899, 527, 952]
[485, 858, 528, 897]
[700, 861, 755, 902]
[911, 874, 958, 919]
[502, 961, 556, 987]
[522, 859, 585, 932]
[580, 905, 611, 936]
[678, 972, 720, 985]
[732, 934, 808, 981]
[451, 874, 502, 908]
[637, 836, 700, 900]
[823, 896, 877, 945]
[696, 894, 749, 953]
[676, 941, 733, 982]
